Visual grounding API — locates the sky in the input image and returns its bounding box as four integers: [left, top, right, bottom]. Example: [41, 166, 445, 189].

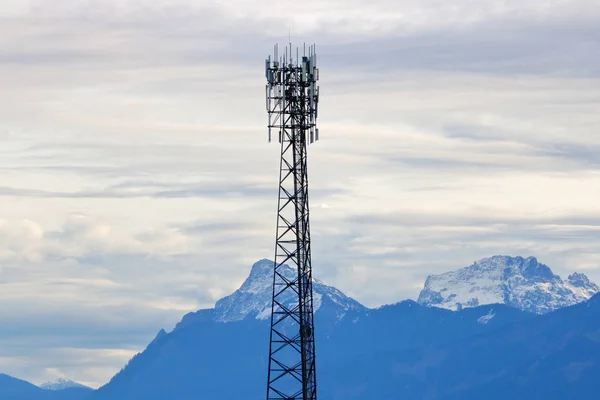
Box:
[1, 0, 600, 389]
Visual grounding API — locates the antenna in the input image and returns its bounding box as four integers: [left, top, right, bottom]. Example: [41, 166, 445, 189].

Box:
[264, 43, 320, 400]
[265, 43, 320, 144]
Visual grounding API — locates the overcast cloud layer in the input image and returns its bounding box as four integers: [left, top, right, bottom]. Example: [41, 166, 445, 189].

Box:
[1, 0, 600, 388]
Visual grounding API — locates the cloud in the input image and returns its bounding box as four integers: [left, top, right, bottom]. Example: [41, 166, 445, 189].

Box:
[0, 181, 275, 199]
[0, 347, 139, 388]
[0, 215, 254, 386]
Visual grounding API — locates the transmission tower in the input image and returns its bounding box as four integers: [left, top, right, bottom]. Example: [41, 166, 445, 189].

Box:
[265, 43, 320, 400]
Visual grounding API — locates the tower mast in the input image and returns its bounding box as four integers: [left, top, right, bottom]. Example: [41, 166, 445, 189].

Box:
[265, 43, 320, 400]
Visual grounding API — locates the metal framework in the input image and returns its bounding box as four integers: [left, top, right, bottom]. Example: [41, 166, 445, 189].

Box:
[265, 43, 320, 400]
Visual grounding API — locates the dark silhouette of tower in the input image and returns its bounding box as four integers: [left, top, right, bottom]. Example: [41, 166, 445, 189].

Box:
[265, 43, 320, 400]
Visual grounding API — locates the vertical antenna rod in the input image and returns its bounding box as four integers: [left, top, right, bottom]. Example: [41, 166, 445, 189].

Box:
[264, 43, 320, 400]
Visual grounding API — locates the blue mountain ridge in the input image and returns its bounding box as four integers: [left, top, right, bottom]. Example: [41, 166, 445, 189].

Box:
[320, 292, 600, 400]
[0, 374, 92, 400]
[94, 300, 531, 400]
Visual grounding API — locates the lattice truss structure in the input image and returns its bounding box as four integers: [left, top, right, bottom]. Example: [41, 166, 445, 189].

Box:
[265, 43, 320, 400]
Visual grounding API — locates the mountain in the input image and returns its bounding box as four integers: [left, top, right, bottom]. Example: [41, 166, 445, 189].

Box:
[93, 260, 532, 400]
[418, 255, 599, 314]
[0, 373, 48, 400]
[40, 378, 90, 391]
[0, 374, 92, 400]
[175, 259, 366, 328]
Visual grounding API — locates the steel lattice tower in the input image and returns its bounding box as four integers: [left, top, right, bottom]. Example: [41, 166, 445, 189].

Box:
[265, 43, 320, 400]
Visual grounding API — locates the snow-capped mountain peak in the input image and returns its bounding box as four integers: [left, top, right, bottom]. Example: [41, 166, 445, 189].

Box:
[417, 255, 600, 314]
[567, 272, 600, 297]
[39, 378, 89, 391]
[213, 259, 365, 323]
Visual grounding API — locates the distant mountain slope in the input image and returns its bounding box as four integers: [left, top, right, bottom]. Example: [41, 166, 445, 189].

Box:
[320, 293, 600, 400]
[96, 304, 531, 400]
[0, 374, 92, 400]
[0, 373, 48, 400]
[418, 255, 599, 314]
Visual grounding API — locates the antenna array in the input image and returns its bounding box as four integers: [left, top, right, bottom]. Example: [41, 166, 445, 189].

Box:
[266, 43, 319, 144]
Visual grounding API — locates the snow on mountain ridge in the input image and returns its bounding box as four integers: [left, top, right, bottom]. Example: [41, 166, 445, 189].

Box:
[39, 378, 89, 391]
[213, 259, 366, 323]
[417, 256, 600, 314]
